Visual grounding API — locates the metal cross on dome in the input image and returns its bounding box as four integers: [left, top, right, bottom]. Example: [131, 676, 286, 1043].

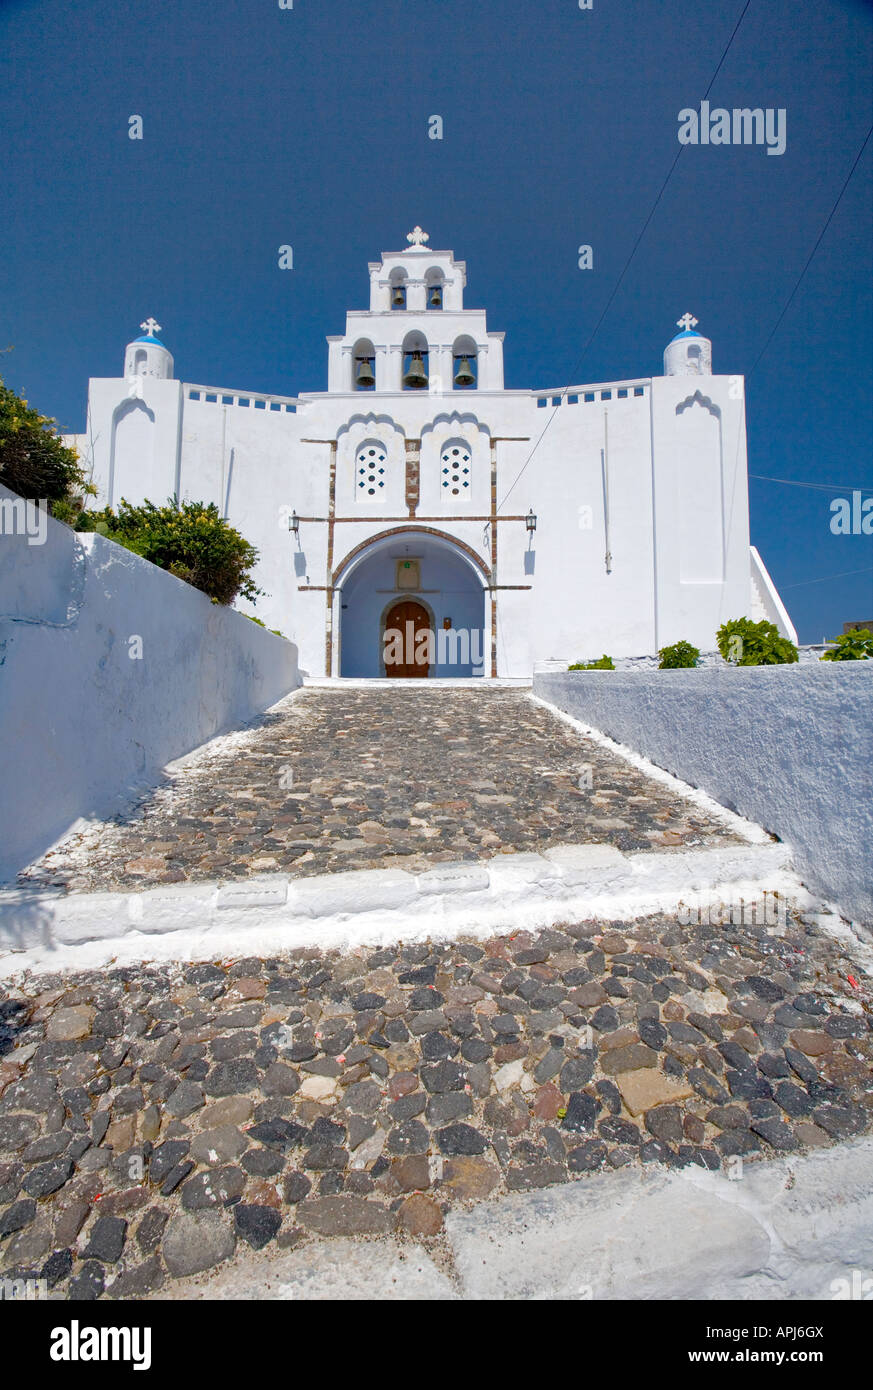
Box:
[406, 226, 429, 247]
[140, 317, 162, 338]
[676, 312, 698, 332]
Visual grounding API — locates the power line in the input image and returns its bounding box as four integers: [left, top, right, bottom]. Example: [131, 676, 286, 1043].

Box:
[497, 0, 754, 512]
[780, 566, 873, 590]
[750, 124, 873, 375]
[750, 474, 873, 493]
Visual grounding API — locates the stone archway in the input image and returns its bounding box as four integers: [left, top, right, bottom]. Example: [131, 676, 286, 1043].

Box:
[335, 529, 489, 678]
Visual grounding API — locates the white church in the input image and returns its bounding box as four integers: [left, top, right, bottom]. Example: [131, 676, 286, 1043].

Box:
[69, 228, 796, 678]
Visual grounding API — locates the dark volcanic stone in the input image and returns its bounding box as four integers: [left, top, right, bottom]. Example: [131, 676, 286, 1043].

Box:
[246, 1118, 309, 1152]
[568, 1140, 607, 1172]
[149, 1140, 190, 1184]
[22, 1158, 73, 1199]
[0, 1198, 36, 1237]
[387, 1121, 430, 1156]
[745, 976, 784, 1001]
[41, 1248, 74, 1288]
[591, 1005, 620, 1033]
[421, 1061, 466, 1094]
[234, 1204, 282, 1250]
[599, 1117, 640, 1144]
[283, 1172, 313, 1204]
[726, 1070, 772, 1101]
[68, 1260, 105, 1301]
[83, 1215, 127, 1263]
[638, 1019, 667, 1049]
[559, 1057, 595, 1091]
[437, 1124, 487, 1156]
[757, 1052, 791, 1079]
[160, 1161, 195, 1196]
[389, 1093, 427, 1122]
[749, 1117, 800, 1151]
[644, 1105, 684, 1143]
[812, 1104, 867, 1139]
[204, 1059, 260, 1095]
[561, 1092, 599, 1134]
[774, 1081, 814, 1118]
[783, 1046, 819, 1084]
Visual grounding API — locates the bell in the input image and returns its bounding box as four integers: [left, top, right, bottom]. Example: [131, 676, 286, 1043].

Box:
[429, 287, 442, 308]
[454, 356, 475, 388]
[355, 358, 375, 388]
[392, 286, 406, 307]
[403, 350, 428, 389]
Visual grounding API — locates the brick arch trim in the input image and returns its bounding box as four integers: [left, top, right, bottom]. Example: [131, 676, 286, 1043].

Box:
[332, 525, 492, 587]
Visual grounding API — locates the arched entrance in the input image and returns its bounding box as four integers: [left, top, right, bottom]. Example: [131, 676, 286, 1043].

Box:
[334, 529, 490, 678]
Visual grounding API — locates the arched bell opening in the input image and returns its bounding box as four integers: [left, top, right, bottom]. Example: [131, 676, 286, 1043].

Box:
[389, 268, 408, 310]
[425, 267, 445, 310]
[351, 338, 376, 391]
[452, 334, 478, 390]
[402, 330, 429, 390]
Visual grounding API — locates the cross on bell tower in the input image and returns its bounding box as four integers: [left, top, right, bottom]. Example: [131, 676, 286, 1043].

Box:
[406, 226, 429, 248]
[676, 312, 698, 332]
[140, 317, 162, 338]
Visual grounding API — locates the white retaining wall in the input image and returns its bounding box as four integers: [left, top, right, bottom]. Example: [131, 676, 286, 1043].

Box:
[533, 664, 873, 926]
[0, 485, 301, 880]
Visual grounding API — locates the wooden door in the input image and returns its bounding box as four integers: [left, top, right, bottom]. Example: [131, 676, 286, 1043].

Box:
[384, 600, 431, 678]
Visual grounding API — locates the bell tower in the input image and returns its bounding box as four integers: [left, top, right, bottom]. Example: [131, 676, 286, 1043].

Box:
[123, 317, 175, 380]
[664, 313, 713, 376]
[325, 230, 505, 394]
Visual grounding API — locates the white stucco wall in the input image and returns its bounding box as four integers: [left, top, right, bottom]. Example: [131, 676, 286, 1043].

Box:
[533, 664, 873, 926]
[75, 244, 795, 678]
[0, 485, 301, 881]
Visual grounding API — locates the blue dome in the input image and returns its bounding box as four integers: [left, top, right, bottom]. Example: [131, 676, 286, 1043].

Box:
[669, 328, 702, 342]
[133, 334, 165, 346]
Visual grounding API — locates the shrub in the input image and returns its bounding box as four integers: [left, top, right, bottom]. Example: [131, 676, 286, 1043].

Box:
[569, 654, 615, 670]
[0, 372, 90, 506]
[820, 629, 873, 661]
[716, 617, 798, 666]
[658, 639, 700, 669]
[80, 498, 262, 606]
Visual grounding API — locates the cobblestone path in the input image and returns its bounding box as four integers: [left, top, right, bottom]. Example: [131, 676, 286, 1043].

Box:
[20, 688, 742, 894]
[0, 908, 870, 1298]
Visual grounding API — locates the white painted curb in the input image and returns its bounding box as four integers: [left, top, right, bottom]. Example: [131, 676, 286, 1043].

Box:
[0, 841, 801, 961]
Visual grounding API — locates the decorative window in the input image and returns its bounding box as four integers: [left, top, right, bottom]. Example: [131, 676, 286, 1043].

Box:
[356, 440, 387, 496]
[440, 440, 472, 496]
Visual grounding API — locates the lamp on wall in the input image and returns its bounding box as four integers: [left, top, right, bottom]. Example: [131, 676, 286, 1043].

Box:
[525, 508, 537, 534]
[288, 510, 299, 535]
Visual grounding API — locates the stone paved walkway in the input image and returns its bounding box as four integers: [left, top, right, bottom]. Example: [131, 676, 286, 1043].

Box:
[18, 689, 742, 894]
[0, 907, 870, 1299]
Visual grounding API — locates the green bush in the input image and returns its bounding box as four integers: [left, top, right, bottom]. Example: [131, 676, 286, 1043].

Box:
[0, 372, 90, 506]
[569, 654, 615, 670]
[820, 629, 873, 661]
[716, 617, 798, 666]
[658, 639, 700, 669]
[80, 498, 262, 606]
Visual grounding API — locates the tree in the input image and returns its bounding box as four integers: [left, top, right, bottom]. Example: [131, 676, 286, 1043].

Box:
[0, 370, 88, 506]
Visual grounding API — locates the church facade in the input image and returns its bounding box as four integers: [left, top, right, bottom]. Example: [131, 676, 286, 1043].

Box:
[69, 229, 796, 678]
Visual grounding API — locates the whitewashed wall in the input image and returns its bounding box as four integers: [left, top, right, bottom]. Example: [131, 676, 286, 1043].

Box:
[534, 664, 873, 927]
[0, 485, 301, 881]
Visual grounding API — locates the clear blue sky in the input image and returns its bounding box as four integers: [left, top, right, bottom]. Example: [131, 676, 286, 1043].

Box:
[1, 0, 871, 642]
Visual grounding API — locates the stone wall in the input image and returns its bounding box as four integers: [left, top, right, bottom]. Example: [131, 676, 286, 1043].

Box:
[534, 663, 873, 926]
[0, 485, 301, 880]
